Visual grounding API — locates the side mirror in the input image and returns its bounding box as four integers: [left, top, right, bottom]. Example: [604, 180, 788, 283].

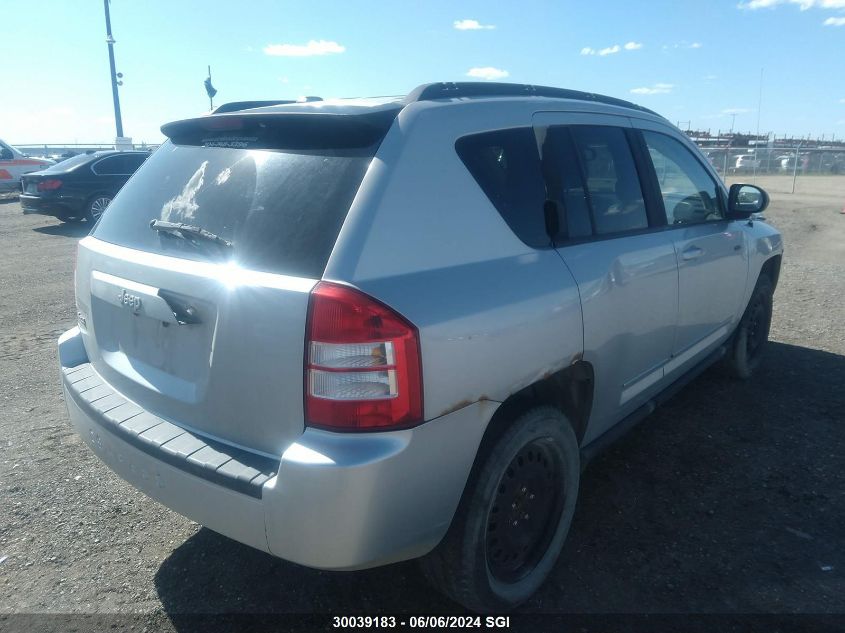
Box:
[0, 148, 13, 160]
[728, 183, 769, 219]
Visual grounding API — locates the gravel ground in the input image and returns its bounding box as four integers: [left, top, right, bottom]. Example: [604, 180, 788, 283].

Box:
[1, 182, 844, 628]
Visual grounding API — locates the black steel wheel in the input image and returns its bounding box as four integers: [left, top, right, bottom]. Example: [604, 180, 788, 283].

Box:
[485, 439, 565, 583]
[420, 406, 580, 612]
[722, 274, 774, 379]
[744, 293, 768, 360]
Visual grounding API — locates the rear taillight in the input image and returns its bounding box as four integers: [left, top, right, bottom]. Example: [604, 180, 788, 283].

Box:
[305, 281, 423, 431]
[36, 179, 63, 191]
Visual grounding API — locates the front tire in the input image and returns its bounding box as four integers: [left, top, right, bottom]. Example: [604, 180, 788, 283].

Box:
[420, 407, 580, 612]
[722, 275, 774, 379]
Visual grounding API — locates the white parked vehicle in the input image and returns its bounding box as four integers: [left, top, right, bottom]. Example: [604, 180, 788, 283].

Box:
[732, 154, 761, 172]
[0, 139, 53, 195]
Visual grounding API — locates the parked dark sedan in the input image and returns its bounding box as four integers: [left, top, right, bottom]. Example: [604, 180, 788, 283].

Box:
[20, 150, 149, 222]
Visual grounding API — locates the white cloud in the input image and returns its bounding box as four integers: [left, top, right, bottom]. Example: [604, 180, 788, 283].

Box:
[466, 66, 509, 80]
[454, 19, 495, 30]
[738, 0, 845, 9]
[839, 98, 845, 103]
[630, 83, 674, 95]
[738, 0, 785, 7]
[704, 74, 718, 80]
[263, 40, 345, 57]
[582, 41, 643, 56]
[824, 15, 845, 23]
[664, 41, 704, 50]
[722, 107, 752, 114]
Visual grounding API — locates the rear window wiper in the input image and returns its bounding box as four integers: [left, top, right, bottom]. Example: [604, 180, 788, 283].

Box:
[149, 219, 233, 251]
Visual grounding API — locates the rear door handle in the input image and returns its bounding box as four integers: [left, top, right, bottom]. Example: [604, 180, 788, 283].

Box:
[91, 270, 180, 324]
[681, 246, 704, 261]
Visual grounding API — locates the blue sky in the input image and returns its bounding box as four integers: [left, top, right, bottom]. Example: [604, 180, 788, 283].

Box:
[3, 0, 845, 144]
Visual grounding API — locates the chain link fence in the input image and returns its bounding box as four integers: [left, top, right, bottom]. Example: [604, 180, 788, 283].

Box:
[697, 145, 845, 195]
[10, 141, 845, 199]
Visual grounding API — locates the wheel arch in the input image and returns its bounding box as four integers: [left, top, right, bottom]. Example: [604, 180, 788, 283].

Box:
[480, 361, 594, 455]
[759, 254, 782, 290]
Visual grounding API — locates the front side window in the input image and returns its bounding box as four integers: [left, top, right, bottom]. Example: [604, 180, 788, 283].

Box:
[537, 126, 592, 240]
[569, 126, 648, 235]
[642, 131, 723, 225]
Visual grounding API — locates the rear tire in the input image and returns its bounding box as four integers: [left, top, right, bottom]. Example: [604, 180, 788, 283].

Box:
[419, 406, 580, 612]
[722, 275, 774, 379]
[85, 195, 112, 223]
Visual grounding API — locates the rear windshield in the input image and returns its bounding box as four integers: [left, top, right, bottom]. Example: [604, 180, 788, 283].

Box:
[92, 141, 373, 278]
[42, 153, 96, 172]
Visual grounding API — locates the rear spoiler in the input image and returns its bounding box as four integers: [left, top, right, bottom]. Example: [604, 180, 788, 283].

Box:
[211, 100, 296, 114]
[211, 97, 323, 114]
[161, 109, 400, 150]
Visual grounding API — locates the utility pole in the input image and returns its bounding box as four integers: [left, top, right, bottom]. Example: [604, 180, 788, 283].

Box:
[730, 113, 737, 135]
[103, 0, 124, 139]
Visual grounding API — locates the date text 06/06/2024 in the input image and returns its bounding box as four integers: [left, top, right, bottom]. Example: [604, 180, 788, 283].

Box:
[331, 615, 511, 629]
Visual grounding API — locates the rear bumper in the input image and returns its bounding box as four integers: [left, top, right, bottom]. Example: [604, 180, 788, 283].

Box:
[20, 194, 82, 217]
[20, 194, 68, 216]
[58, 327, 495, 570]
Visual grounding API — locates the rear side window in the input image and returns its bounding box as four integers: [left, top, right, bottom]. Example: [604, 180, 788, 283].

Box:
[455, 128, 549, 248]
[569, 126, 648, 235]
[92, 155, 132, 175]
[642, 131, 723, 225]
[93, 153, 148, 175]
[93, 141, 373, 278]
[123, 153, 149, 172]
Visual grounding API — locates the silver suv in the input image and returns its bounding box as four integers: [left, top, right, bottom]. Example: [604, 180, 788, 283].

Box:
[58, 82, 782, 611]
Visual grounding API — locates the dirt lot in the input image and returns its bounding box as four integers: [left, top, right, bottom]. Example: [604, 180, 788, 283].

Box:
[1, 179, 844, 628]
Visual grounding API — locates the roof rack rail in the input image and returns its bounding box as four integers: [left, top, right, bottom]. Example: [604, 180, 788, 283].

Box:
[211, 97, 323, 114]
[405, 82, 661, 117]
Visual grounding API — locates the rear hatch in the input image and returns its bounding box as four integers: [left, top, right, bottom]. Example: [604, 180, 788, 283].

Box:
[74, 107, 396, 456]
